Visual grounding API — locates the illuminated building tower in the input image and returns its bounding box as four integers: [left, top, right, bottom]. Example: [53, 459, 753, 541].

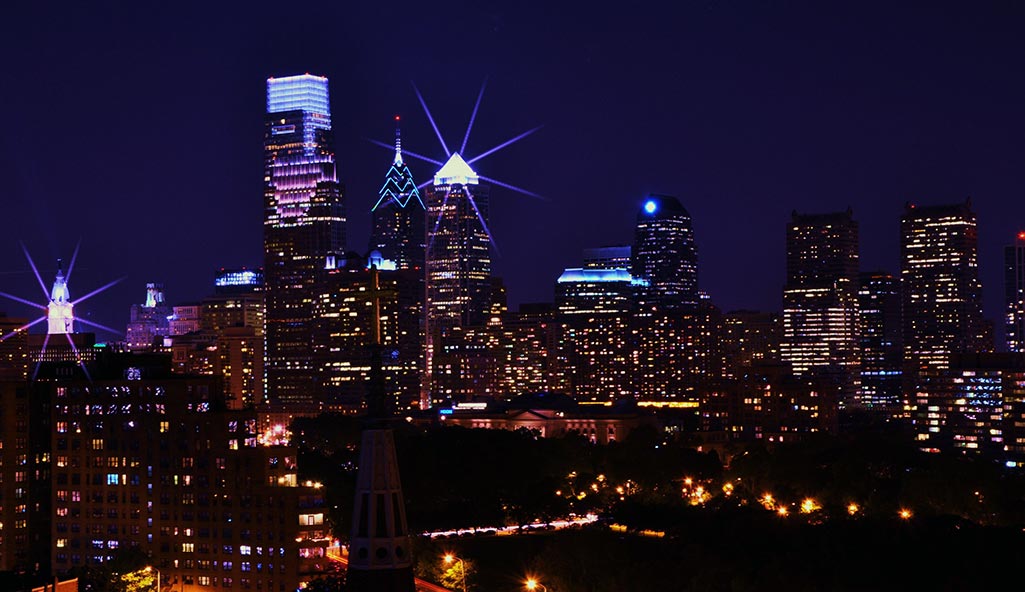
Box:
[634, 298, 725, 402]
[858, 272, 903, 411]
[0, 313, 30, 379]
[425, 154, 491, 403]
[370, 118, 426, 272]
[632, 195, 699, 310]
[901, 201, 987, 399]
[313, 254, 422, 412]
[780, 210, 860, 407]
[47, 260, 74, 335]
[554, 250, 640, 402]
[125, 283, 171, 351]
[1005, 232, 1025, 352]
[722, 310, 780, 379]
[38, 354, 329, 589]
[263, 74, 346, 405]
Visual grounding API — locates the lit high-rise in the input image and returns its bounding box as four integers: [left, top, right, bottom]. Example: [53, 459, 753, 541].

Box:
[631, 195, 698, 310]
[263, 74, 346, 405]
[780, 210, 860, 406]
[857, 272, 902, 411]
[425, 153, 491, 403]
[1005, 232, 1025, 352]
[369, 118, 426, 272]
[900, 201, 986, 381]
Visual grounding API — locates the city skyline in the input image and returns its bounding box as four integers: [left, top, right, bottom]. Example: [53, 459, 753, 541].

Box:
[1, 2, 1022, 343]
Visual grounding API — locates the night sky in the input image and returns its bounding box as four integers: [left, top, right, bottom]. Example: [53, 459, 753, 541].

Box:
[1, 2, 1022, 342]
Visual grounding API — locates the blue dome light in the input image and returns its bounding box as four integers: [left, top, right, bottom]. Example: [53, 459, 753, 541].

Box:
[644, 200, 658, 214]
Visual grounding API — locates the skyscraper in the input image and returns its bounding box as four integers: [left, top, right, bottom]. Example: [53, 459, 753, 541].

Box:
[858, 272, 902, 411]
[125, 283, 171, 351]
[1005, 232, 1025, 352]
[369, 118, 426, 272]
[780, 210, 860, 407]
[631, 195, 699, 310]
[263, 74, 346, 405]
[425, 153, 491, 404]
[900, 201, 986, 383]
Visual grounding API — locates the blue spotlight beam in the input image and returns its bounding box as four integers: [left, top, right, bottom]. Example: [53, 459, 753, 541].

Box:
[460, 78, 488, 155]
[412, 82, 450, 157]
[427, 189, 453, 255]
[467, 125, 543, 165]
[478, 174, 547, 201]
[75, 317, 124, 337]
[368, 139, 444, 167]
[66, 239, 82, 282]
[466, 187, 500, 257]
[21, 243, 50, 300]
[0, 315, 47, 342]
[0, 290, 47, 310]
[72, 276, 126, 306]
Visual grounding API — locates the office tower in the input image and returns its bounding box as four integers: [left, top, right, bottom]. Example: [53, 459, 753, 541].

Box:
[780, 210, 860, 407]
[313, 255, 422, 412]
[214, 268, 264, 295]
[1006, 232, 1025, 352]
[634, 299, 725, 402]
[0, 313, 29, 379]
[584, 245, 631, 270]
[498, 303, 557, 395]
[555, 265, 638, 403]
[911, 353, 1023, 457]
[40, 354, 329, 589]
[424, 154, 491, 404]
[901, 201, 986, 389]
[0, 379, 50, 574]
[125, 283, 171, 351]
[370, 118, 426, 272]
[722, 310, 780, 379]
[264, 74, 346, 405]
[631, 195, 699, 310]
[858, 272, 902, 411]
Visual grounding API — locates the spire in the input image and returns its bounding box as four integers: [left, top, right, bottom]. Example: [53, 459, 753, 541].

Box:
[433, 153, 479, 186]
[393, 115, 403, 167]
[48, 259, 74, 334]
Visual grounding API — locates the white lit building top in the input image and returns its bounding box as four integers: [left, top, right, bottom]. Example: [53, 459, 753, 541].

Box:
[434, 153, 479, 186]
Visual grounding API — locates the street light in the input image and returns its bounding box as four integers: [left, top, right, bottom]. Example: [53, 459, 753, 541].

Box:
[144, 566, 160, 592]
[525, 578, 547, 591]
[443, 553, 467, 592]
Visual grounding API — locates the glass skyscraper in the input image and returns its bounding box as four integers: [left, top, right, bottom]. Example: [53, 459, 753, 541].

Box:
[1005, 232, 1025, 352]
[900, 201, 985, 375]
[424, 153, 491, 404]
[263, 74, 346, 405]
[780, 210, 860, 407]
[631, 195, 698, 310]
[369, 118, 426, 272]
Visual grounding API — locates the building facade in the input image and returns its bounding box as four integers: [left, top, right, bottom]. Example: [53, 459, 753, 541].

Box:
[631, 195, 698, 310]
[857, 272, 902, 412]
[1005, 232, 1025, 352]
[901, 201, 987, 411]
[780, 210, 860, 407]
[263, 74, 346, 406]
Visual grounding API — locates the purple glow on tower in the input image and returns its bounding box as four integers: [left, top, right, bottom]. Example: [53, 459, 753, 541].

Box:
[0, 290, 47, 310]
[0, 316, 47, 342]
[65, 239, 82, 282]
[75, 317, 124, 336]
[427, 188, 453, 254]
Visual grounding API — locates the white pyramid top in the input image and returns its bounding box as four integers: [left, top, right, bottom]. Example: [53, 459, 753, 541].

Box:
[433, 152, 479, 186]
